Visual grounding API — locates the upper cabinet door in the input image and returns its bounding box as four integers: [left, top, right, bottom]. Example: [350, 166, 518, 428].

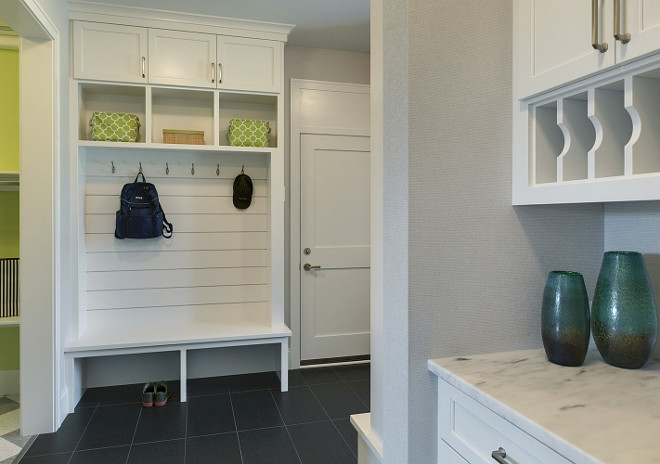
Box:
[73, 22, 147, 83]
[516, 0, 616, 99]
[217, 36, 281, 93]
[149, 30, 216, 88]
[615, 0, 660, 64]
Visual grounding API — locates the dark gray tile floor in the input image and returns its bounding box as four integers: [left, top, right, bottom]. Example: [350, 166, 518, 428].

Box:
[18, 364, 369, 464]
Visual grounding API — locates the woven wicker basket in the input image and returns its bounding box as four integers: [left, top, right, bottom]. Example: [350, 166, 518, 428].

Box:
[163, 129, 205, 145]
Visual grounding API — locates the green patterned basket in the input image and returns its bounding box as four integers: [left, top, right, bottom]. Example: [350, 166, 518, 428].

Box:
[228, 118, 270, 147]
[90, 112, 140, 142]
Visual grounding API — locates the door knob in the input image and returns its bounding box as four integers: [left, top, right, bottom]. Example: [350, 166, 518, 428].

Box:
[303, 263, 321, 271]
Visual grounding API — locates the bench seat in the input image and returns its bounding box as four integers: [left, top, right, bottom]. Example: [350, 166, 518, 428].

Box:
[64, 322, 291, 411]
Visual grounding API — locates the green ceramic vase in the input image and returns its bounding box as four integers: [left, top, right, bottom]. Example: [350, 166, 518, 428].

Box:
[592, 251, 658, 369]
[541, 271, 590, 366]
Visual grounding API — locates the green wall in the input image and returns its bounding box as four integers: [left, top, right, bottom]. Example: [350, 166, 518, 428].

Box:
[0, 47, 19, 172]
[0, 43, 19, 372]
[0, 327, 19, 370]
[0, 191, 19, 258]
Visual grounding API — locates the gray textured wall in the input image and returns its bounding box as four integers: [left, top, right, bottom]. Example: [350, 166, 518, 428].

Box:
[381, 0, 409, 461]
[405, 1, 605, 462]
[604, 202, 660, 359]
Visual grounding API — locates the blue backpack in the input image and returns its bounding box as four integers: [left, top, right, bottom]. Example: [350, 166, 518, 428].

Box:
[115, 172, 173, 239]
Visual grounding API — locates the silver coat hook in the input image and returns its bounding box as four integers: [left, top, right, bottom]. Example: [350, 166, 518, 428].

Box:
[191, 163, 195, 175]
[139, 162, 143, 173]
[241, 164, 245, 174]
[217, 164, 220, 176]
[166, 162, 170, 175]
[111, 161, 115, 174]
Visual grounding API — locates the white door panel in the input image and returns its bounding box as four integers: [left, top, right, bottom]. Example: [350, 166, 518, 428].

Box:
[301, 134, 370, 360]
[312, 269, 370, 338]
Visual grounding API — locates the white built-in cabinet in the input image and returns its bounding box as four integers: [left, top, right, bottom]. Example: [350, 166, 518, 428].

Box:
[513, 0, 660, 204]
[436, 379, 572, 464]
[73, 21, 148, 84]
[74, 21, 281, 93]
[64, 4, 293, 409]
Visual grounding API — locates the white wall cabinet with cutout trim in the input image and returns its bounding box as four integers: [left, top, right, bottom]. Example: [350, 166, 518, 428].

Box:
[516, 0, 660, 100]
[65, 2, 293, 411]
[514, 1, 660, 204]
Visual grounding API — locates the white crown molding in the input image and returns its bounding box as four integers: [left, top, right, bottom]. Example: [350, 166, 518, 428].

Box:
[67, 1, 294, 42]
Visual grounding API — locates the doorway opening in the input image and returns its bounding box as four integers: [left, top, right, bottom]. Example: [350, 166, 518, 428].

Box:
[0, 0, 60, 439]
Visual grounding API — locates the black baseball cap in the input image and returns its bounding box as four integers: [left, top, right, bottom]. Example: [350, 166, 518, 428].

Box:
[233, 171, 253, 209]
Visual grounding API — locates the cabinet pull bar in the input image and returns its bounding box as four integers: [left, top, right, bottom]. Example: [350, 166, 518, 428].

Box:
[218, 62, 223, 84]
[141, 56, 146, 78]
[592, 0, 609, 53]
[614, 0, 631, 43]
[491, 447, 511, 464]
[211, 62, 215, 83]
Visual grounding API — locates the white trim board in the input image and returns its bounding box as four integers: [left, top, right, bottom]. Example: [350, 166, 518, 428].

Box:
[289, 78, 370, 368]
[0, 0, 60, 435]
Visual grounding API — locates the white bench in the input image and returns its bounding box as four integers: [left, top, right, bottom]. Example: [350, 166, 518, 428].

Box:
[64, 323, 291, 411]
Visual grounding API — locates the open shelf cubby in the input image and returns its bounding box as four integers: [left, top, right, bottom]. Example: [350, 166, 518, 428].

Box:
[78, 83, 147, 143]
[76, 82, 279, 150]
[530, 80, 631, 186]
[592, 81, 628, 179]
[631, 70, 660, 175]
[151, 87, 215, 145]
[218, 92, 278, 148]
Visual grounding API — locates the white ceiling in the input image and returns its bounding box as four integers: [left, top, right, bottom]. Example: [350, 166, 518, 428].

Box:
[88, 0, 370, 53]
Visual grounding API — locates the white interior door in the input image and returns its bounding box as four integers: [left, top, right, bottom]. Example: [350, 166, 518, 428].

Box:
[300, 134, 370, 361]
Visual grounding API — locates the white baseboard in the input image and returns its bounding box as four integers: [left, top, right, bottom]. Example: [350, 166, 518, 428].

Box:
[351, 413, 384, 464]
[0, 370, 19, 395]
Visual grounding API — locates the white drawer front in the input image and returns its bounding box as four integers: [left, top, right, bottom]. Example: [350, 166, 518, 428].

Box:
[439, 381, 572, 464]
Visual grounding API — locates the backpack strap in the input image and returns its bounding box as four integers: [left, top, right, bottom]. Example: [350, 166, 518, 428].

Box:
[162, 211, 173, 239]
[134, 171, 146, 183]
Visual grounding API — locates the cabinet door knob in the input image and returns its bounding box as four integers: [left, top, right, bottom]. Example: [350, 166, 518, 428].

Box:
[491, 447, 512, 464]
[614, 0, 631, 43]
[592, 0, 609, 53]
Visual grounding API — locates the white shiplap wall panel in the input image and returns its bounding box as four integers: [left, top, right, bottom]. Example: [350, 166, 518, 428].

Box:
[85, 177, 269, 198]
[87, 284, 269, 311]
[82, 154, 271, 325]
[86, 196, 268, 215]
[86, 249, 268, 271]
[85, 213, 268, 233]
[85, 231, 268, 252]
[87, 267, 269, 291]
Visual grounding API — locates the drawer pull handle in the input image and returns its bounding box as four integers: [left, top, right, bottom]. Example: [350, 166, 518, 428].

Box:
[491, 447, 511, 464]
[614, 0, 631, 43]
[591, 0, 608, 53]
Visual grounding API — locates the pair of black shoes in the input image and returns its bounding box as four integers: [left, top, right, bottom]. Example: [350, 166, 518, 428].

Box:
[142, 381, 170, 407]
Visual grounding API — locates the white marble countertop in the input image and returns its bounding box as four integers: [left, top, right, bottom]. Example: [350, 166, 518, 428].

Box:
[428, 348, 660, 464]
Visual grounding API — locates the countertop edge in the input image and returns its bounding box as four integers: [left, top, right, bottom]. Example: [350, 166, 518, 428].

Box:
[427, 358, 604, 464]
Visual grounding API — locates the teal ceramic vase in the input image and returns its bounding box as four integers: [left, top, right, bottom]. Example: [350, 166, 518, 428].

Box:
[592, 251, 658, 369]
[541, 271, 590, 366]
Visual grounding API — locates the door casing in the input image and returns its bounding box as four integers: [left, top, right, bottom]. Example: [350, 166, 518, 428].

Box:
[289, 78, 370, 367]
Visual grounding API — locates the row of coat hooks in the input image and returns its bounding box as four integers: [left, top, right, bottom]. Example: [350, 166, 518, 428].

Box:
[110, 161, 226, 176]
